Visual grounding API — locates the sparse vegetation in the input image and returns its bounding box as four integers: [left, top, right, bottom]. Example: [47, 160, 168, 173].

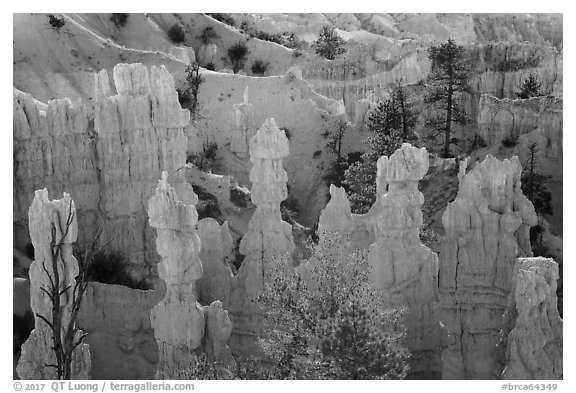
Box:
[167, 22, 186, 43]
[251, 60, 269, 75]
[229, 186, 251, 208]
[82, 250, 150, 290]
[206, 13, 236, 27]
[239, 22, 306, 50]
[313, 25, 347, 60]
[501, 134, 518, 148]
[110, 13, 129, 28]
[47, 14, 66, 31]
[199, 26, 219, 45]
[187, 141, 219, 171]
[228, 43, 249, 74]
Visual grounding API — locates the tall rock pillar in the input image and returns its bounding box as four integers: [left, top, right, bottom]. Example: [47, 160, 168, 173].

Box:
[147, 171, 204, 378]
[228, 118, 295, 355]
[231, 87, 256, 158]
[439, 155, 538, 379]
[148, 172, 234, 378]
[367, 143, 445, 379]
[17, 189, 91, 379]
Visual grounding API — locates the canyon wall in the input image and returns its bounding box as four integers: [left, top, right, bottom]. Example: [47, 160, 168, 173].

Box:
[439, 155, 537, 379]
[77, 283, 163, 379]
[14, 63, 192, 279]
[477, 95, 562, 159]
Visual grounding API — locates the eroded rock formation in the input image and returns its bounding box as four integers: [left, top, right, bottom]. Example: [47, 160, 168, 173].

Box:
[439, 155, 537, 379]
[228, 118, 295, 355]
[77, 282, 163, 379]
[502, 257, 562, 380]
[14, 63, 193, 279]
[477, 95, 562, 160]
[197, 218, 234, 307]
[147, 171, 204, 378]
[94, 63, 191, 275]
[17, 189, 91, 380]
[231, 87, 256, 158]
[318, 184, 354, 241]
[148, 172, 234, 378]
[367, 143, 445, 379]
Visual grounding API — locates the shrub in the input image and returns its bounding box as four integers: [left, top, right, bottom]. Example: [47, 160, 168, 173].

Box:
[167, 23, 186, 43]
[197, 200, 222, 221]
[47, 14, 65, 31]
[229, 186, 251, 208]
[187, 141, 219, 171]
[110, 13, 129, 28]
[501, 134, 518, 148]
[207, 13, 236, 27]
[251, 60, 268, 75]
[82, 250, 150, 290]
[199, 26, 219, 45]
[206, 62, 215, 71]
[228, 43, 249, 73]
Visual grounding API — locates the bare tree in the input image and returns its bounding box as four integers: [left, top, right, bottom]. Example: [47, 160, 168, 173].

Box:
[36, 202, 108, 379]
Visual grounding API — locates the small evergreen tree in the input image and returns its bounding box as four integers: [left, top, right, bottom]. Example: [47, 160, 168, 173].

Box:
[313, 25, 346, 60]
[425, 38, 472, 158]
[517, 73, 542, 99]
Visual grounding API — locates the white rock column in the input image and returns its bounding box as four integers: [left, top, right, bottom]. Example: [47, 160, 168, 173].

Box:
[228, 118, 295, 355]
[17, 189, 91, 380]
[148, 172, 205, 378]
[367, 143, 445, 379]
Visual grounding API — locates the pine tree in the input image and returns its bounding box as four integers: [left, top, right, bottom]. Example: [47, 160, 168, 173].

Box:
[324, 121, 349, 188]
[313, 25, 347, 60]
[425, 38, 472, 158]
[343, 85, 418, 213]
[521, 142, 552, 216]
[517, 73, 542, 99]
